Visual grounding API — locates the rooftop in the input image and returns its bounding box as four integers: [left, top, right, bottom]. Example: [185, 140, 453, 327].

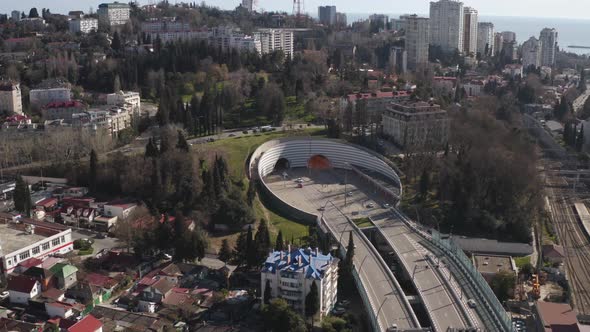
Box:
[49, 263, 78, 279]
[536, 301, 579, 331]
[453, 236, 533, 256]
[345, 90, 410, 101]
[473, 254, 515, 275]
[0, 223, 51, 255]
[67, 314, 103, 332]
[7, 274, 39, 293]
[262, 247, 338, 280]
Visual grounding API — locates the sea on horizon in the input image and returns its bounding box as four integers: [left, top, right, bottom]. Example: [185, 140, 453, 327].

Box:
[344, 13, 590, 56]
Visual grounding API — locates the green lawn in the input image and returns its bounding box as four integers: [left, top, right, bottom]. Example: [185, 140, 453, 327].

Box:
[352, 217, 374, 228]
[514, 256, 531, 269]
[202, 127, 326, 246]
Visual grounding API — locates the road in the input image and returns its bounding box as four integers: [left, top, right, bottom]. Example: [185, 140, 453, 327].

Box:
[266, 169, 481, 331]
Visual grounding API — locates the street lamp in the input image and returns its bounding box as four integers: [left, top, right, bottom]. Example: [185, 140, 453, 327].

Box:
[344, 162, 350, 207]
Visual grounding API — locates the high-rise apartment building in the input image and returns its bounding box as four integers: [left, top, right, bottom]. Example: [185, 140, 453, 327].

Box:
[522, 36, 542, 70]
[369, 14, 390, 30]
[318, 6, 337, 26]
[69, 17, 99, 34]
[0, 81, 23, 115]
[335, 12, 347, 27]
[389, 47, 407, 74]
[494, 33, 504, 55]
[429, 0, 464, 53]
[462, 7, 478, 55]
[405, 15, 430, 71]
[241, 0, 253, 12]
[477, 22, 494, 56]
[11, 10, 20, 22]
[539, 28, 558, 67]
[501, 31, 516, 43]
[97, 2, 130, 29]
[255, 29, 294, 59]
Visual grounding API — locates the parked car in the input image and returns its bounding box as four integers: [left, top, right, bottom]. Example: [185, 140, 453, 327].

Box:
[467, 299, 476, 308]
[297, 183, 303, 188]
[382, 203, 391, 209]
[366, 202, 375, 208]
[0, 291, 9, 300]
[242, 130, 249, 134]
[346, 192, 354, 197]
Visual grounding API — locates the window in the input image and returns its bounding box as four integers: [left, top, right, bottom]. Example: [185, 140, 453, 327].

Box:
[7, 259, 12, 266]
[52, 238, 61, 246]
[19, 251, 30, 261]
[32, 246, 40, 255]
[42, 242, 50, 251]
[61, 236, 65, 243]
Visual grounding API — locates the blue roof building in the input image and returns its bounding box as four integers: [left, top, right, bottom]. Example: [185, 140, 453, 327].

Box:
[261, 246, 339, 316]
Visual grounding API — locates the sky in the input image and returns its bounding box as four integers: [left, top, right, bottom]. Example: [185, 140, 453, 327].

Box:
[2, 0, 590, 20]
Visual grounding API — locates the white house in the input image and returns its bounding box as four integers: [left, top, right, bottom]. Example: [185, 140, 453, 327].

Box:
[7, 275, 41, 304]
[103, 202, 136, 220]
[45, 301, 74, 318]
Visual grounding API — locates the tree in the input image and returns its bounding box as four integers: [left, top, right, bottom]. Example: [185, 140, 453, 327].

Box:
[263, 279, 272, 304]
[255, 219, 271, 264]
[234, 230, 247, 266]
[155, 215, 174, 252]
[218, 239, 232, 263]
[246, 225, 257, 268]
[114, 206, 150, 253]
[111, 31, 122, 52]
[13, 176, 29, 215]
[419, 169, 430, 201]
[262, 298, 307, 332]
[23, 185, 32, 218]
[28, 8, 39, 18]
[344, 232, 355, 270]
[577, 124, 585, 152]
[89, 149, 98, 194]
[490, 270, 516, 302]
[275, 230, 284, 251]
[246, 179, 256, 206]
[176, 130, 190, 152]
[305, 281, 320, 326]
[145, 138, 159, 158]
[113, 74, 121, 92]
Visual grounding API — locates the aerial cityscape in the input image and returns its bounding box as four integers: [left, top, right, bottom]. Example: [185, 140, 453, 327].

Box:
[0, 0, 588, 331]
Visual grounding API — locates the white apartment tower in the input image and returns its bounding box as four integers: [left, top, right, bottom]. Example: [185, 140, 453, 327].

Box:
[69, 17, 99, 34]
[405, 15, 430, 71]
[318, 6, 337, 26]
[97, 2, 130, 29]
[462, 7, 478, 55]
[241, 0, 253, 12]
[0, 82, 23, 115]
[539, 28, 558, 67]
[477, 22, 494, 56]
[522, 36, 542, 70]
[255, 29, 294, 59]
[429, 0, 464, 53]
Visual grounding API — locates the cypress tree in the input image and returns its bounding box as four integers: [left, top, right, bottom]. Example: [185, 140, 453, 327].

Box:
[305, 281, 320, 326]
[218, 239, 232, 263]
[176, 130, 190, 152]
[255, 219, 271, 263]
[246, 225, 257, 268]
[23, 184, 32, 217]
[13, 176, 27, 214]
[344, 232, 355, 270]
[275, 231, 284, 251]
[89, 149, 98, 194]
[247, 179, 256, 206]
[234, 230, 247, 266]
[264, 279, 272, 305]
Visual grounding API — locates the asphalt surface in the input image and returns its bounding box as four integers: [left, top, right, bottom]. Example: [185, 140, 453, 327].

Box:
[266, 169, 482, 331]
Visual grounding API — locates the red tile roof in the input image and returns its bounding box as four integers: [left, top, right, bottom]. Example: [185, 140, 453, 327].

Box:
[7, 275, 39, 293]
[536, 301, 579, 331]
[44, 101, 85, 109]
[85, 273, 117, 289]
[42, 288, 65, 301]
[67, 314, 103, 332]
[18, 257, 43, 269]
[36, 197, 58, 208]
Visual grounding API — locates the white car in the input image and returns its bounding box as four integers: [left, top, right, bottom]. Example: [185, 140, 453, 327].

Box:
[366, 203, 375, 208]
[467, 299, 476, 308]
[295, 178, 304, 183]
[0, 291, 9, 299]
[346, 192, 354, 197]
[382, 203, 391, 209]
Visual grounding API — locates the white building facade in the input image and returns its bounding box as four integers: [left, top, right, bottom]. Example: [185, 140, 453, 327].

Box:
[30, 88, 71, 107]
[405, 15, 429, 71]
[522, 36, 542, 70]
[429, 0, 464, 53]
[0, 82, 23, 115]
[98, 2, 130, 29]
[539, 28, 558, 68]
[107, 91, 141, 115]
[476, 22, 494, 56]
[462, 7, 478, 56]
[69, 17, 98, 34]
[255, 29, 294, 59]
[261, 247, 338, 316]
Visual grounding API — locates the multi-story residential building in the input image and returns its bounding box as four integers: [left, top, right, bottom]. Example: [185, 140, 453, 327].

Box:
[382, 101, 450, 149]
[241, 0, 253, 12]
[42, 101, 87, 122]
[0, 81, 23, 115]
[462, 7, 478, 55]
[141, 18, 209, 43]
[389, 46, 407, 74]
[502, 40, 518, 61]
[390, 17, 405, 32]
[69, 17, 98, 34]
[501, 31, 516, 43]
[255, 29, 294, 59]
[464, 80, 485, 97]
[318, 6, 337, 26]
[208, 27, 262, 54]
[335, 13, 347, 27]
[493, 33, 504, 56]
[340, 91, 411, 130]
[261, 247, 339, 316]
[369, 14, 389, 30]
[477, 22, 494, 56]
[73, 106, 132, 137]
[30, 87, 71, 107]
[405, 15, 430, 71]
[107, 90, 141, 115]
[97, 2, 130, 29]
[522, 36, 542, 70]
[539, 28, 558, 68]
[11, 10, 20, 22]
[429, 0, 464, 53]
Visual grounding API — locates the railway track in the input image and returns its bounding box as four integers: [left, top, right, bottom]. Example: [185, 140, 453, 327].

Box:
[545, 170, 590, 315]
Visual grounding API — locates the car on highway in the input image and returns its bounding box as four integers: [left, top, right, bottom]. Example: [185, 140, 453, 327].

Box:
[366, 202, 375, 208]
[467, 299, 476, 308]
[346, 192, 353, 197]
[318, 206, 325, 211]
[295, 178, 304, 183]
[382, 203, 391, 209]
[331, 306, 346, 315]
